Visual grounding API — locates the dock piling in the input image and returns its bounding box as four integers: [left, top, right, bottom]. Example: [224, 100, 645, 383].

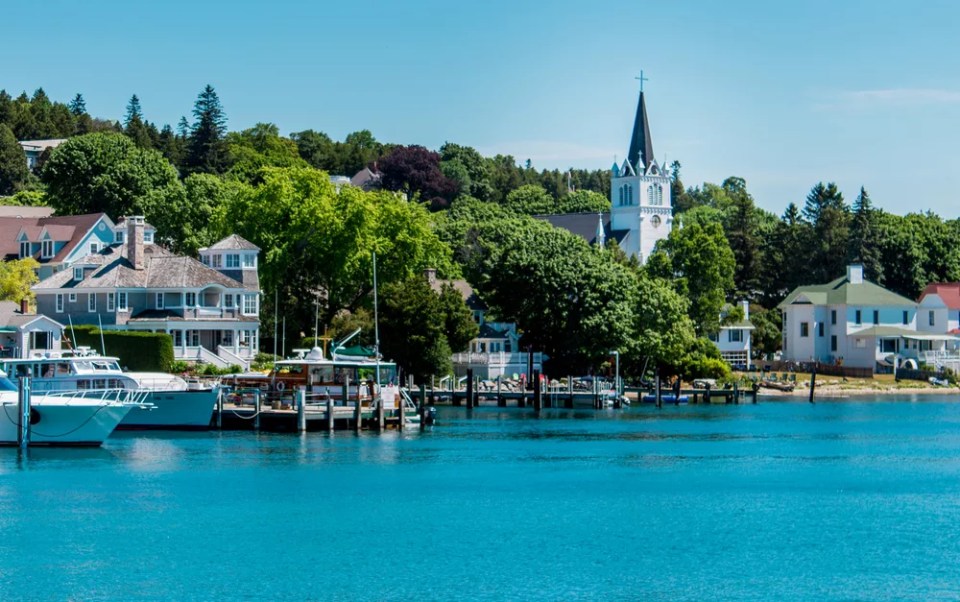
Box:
[254, 389, 261, 430]
[297, 389, 306, 432]
[533, 370, 542, 412]
[17, 376, 31, 449]
[466, 369, 474, 409]
[326, 396, 334, 431]
[216, 387, 223, 429]
[809, 367, 817, 403]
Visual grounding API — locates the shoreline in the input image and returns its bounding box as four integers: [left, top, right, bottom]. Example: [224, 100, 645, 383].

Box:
[757, 385, 958, 398]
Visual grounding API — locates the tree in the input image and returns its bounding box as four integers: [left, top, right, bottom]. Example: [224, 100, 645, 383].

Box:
[68, 93, 86, 116]
[437, 282, 479, 352]
[124, 94, 153, 149]
[847, 187, 883, 284]
[439, 142, 496, 201]
[184, 85, 228, 174]
[749, 305, 781, 359]
[291, 129, 337, 172]
[647, 221, 735, 336]
[226, 123, 307, 182]
[722, 177, 763, 296]
[221, 167, 453, 335]
[503, 184, 554, 214]
[40, 133, 182, 218]
[378, 145, 458, 210]
[0, 124, 29, 195]
[624, 276, 697, 376]
[0, 258, 40, 304]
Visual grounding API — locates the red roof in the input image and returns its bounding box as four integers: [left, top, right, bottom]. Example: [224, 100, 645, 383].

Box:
[920, 283, 960, 309]
[0, 213, 105, 263]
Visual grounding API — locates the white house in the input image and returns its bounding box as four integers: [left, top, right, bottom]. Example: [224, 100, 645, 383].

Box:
[778, 264, 928, 371]
[710, 301, 754, 368]
[0, 300, 64, 359]
[18, 139, 66, 170]
[916, 283, 960, 371]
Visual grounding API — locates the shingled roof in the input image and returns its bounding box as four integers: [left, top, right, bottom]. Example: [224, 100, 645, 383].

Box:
[919, 283, 960, 309]
[202, 234, 260, 251]
[534, 212, 630, 247]
[33, 243, 249, 291]
[0, 213, 105, 262]
[778, 275, 916, 309]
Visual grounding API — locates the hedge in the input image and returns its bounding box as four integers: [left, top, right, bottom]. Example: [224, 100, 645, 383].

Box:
[65, 325, 175, 372]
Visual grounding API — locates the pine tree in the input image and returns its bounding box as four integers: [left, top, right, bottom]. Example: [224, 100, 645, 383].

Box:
[68, 93, 86, 116]
[123, 94, 152, 149]
[124, 94, 143, 127]
[184, 85, 228, 174]
[848, 186, 884, 284]
[0, 124, 29, 195]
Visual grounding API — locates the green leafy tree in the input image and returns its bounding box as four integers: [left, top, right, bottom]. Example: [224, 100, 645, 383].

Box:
[379, 277, 458, 379]
[291, 129, 337, 172]
[226, 123, 308, 182]
[748, 305, 781, 359]
[185, 85, 228, 175]
[503, 184, 554, 214]
[40, 132, 182, 218]
[0, 258, 40, 304]
[624, 276, 697, 376]
[0, 124, 29, 195]
[437, 282, 479, 352]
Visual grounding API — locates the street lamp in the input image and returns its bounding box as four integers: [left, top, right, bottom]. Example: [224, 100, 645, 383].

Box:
[609, 350, 620, 398]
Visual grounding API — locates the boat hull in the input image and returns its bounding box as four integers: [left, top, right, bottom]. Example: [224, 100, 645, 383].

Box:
[117, 388, 218, 430]
[0, 398, 130, 446]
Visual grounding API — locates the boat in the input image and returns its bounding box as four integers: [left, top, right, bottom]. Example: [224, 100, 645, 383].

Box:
[759, 380, 795, 392]
[0, 372, 138, 446]
[0, 348, 219, 430]
[224, 346, 419, 428]
[641, 393, 689, 404]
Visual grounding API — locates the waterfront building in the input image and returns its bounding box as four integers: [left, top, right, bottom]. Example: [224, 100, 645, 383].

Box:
[17, 139, 66, 170]
[916, 283, 960, 372]
[778, 264, 929, 370]
[709, 301, 754, 368]
[538, 84, 672, 263]
[0, 212, 118, 280]
[0, 300, 64, 359]
[32, 217, 261, 368]
[424, 269, 543, 380]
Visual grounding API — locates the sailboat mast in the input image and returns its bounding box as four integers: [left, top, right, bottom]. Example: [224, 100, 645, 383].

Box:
[373, 251, 381, 386]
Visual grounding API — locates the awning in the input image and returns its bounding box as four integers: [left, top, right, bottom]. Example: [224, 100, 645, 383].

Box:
[0, 327, 17, 333]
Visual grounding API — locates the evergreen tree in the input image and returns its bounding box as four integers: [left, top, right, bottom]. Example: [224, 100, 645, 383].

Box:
[0, 124, 29, 195]
[802, 182, 850, 282]
[68, 93, 86, 116]
[184, 85, 228, 174]
[123, 94, 153, 148]
[723, 179, 762, 297]
[124, 94, 143, 127]
[157, 124, 185, 169]
[847, 187, 884, 284]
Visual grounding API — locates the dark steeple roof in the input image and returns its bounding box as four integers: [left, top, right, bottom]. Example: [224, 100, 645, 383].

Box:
[627, 91, 654, 172]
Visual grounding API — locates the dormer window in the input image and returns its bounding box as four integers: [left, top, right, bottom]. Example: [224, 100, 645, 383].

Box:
[226, 254, 240, 268]
[115, 231, 124, 243]
[144, 231, 154, 243]
[41, 240, 54, 259]
[73, 267, 83, 281]
[19, 241, 29, 258]
[242, 254, 256, 268]
[201, 255, 210, 266]
[211, 254, 223, 269]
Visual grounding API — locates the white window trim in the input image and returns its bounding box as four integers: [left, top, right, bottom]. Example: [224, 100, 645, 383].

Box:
[107, 293, 115, 312]
[117, 291, 128, 312]
[68, 293, 77, 303]
[74, 267, 83, 281]
[185, 292, 197, 307]
[90, 242, 100, 254]
[19, 241, 30, 258]
[88, 293, 96, 312]
[156, 293, 164, 310]
[41, 240, 54, 259]
[55, 294, 64, 313]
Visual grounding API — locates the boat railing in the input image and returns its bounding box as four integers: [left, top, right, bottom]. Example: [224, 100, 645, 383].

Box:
[41, 388, 152, 407]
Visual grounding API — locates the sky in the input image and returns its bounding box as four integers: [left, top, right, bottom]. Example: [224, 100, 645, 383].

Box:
[3, 0, 960, 217]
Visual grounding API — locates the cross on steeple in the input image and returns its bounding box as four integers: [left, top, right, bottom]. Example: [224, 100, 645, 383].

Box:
[635, 70, 649, 92]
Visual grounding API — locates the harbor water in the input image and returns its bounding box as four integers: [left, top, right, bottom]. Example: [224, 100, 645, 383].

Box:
[3, 396, 960, 600]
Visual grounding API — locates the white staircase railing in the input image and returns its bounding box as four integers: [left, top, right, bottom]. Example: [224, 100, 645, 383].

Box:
[398, 388, 420, 427]
[197, 346, 231, 369]
[217, 346, 251, 370]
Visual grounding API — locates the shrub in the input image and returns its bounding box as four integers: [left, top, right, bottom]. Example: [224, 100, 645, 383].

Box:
[66, 325, 174, 372]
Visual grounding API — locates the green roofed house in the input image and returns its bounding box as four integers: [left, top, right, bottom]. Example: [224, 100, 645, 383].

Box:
[777, 264, 959, 371]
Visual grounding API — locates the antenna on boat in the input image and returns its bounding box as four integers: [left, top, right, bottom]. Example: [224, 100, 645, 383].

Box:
[373, 251, 381, 387]
[96, 313, 106, 356]
[68, 315, 77, 352]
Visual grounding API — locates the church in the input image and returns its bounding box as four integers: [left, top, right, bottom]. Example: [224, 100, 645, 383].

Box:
[539, 85, 673, 263]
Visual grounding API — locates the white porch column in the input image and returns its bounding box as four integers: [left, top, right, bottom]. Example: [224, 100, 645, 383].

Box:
[234, 329, 239, 355]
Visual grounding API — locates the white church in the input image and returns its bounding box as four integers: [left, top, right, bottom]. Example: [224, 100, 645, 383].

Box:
[539, 87, 673, 263]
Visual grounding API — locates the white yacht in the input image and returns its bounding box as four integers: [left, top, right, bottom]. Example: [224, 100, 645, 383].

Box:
[0, 349, 219, 430]
[0, 374, 135, 446]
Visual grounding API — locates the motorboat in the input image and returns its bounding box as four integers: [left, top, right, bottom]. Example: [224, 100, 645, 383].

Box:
[0, 373, 138, 446]
[0, 349, 219, 430]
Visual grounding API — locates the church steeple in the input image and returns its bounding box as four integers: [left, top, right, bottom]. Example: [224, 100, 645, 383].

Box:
[627, 91, 654, 172]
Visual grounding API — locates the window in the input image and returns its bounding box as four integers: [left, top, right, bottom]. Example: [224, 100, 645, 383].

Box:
[226, 254, 240, 268]
[831, 310, 837, 325]
[831, 335, 838, 352]
[88, 294, 96, 312]
[19, 241, 30, 258]
[117, 292, 128, 311]
[89, 242, 99, 254]
[107, 293, 115, 312]
[224, 294, 234, 309]
[818, 322, 824, 337]
[708, 332, 719, 342]
[211, 255, 223, 268]
[68, 293, 76, 303]
[729, 330, 743, 343]
[222, 330, 233, 346]
[187, 330, 199, 347]
[648, 186, 655, 205]
[872, 310, 879, 325]
[242, 254, 256, 268]
[41, 240, 54, 258]
[855, 310, 862, 325]
[929, 311, 935, 327]
[903, 311, 909, 325]
[55, 294, 64, 313]
[144, 231, 154, 243]
[800, 322, 809, 337]
[618, 186, 624, 206]
[115, 231, 124, 243]
[173, 330, 183, 347]
[74, 267, 83, 281]
[185, 292, 196, 307]
[243, 294, 257, 315]
[156, 293, 164, 309]
[201, 255, 210, 266]
[855, 338, 866, 349]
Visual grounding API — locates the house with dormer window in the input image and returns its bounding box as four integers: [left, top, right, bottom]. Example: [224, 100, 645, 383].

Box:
[32, 217, 261, 368]
[0, 213, 118, 280]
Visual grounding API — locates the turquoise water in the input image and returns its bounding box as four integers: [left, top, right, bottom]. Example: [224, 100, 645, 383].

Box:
[3, 397, 960, 601]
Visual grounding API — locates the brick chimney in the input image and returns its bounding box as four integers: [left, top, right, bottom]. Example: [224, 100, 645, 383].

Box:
[19, 299, 29, 314]
[127, 216, 145, 270]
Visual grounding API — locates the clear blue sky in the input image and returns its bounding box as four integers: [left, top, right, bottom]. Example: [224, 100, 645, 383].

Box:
[4, 0, 959, 216]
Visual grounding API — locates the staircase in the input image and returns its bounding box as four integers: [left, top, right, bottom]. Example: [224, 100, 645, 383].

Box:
[398, 388, 421, 428]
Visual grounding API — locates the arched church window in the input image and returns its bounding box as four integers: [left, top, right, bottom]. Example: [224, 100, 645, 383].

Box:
[647, 186, 655, 205]
[618, 186, 624, 206]
[628, 185, 634, 205]
[656, 184, 663, 205]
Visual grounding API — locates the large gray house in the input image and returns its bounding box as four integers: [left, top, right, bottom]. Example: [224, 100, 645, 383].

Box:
[32, 217, 261, 368]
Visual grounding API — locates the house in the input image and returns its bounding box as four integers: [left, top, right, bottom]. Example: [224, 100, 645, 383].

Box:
[32, 217, 261, 368]
[0, 206, 54, 218]
[424, 269, 543, 380]
[0, 300, 64, 359]
[536, 87, 672, 263]
[0, 212, 117, 280]
[350, 167, 381, 191]
[18, 139, 67, 170]
[709, 301, 754, 368]
[776, 264, 946, 371]
[916, 283, 960, 371]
